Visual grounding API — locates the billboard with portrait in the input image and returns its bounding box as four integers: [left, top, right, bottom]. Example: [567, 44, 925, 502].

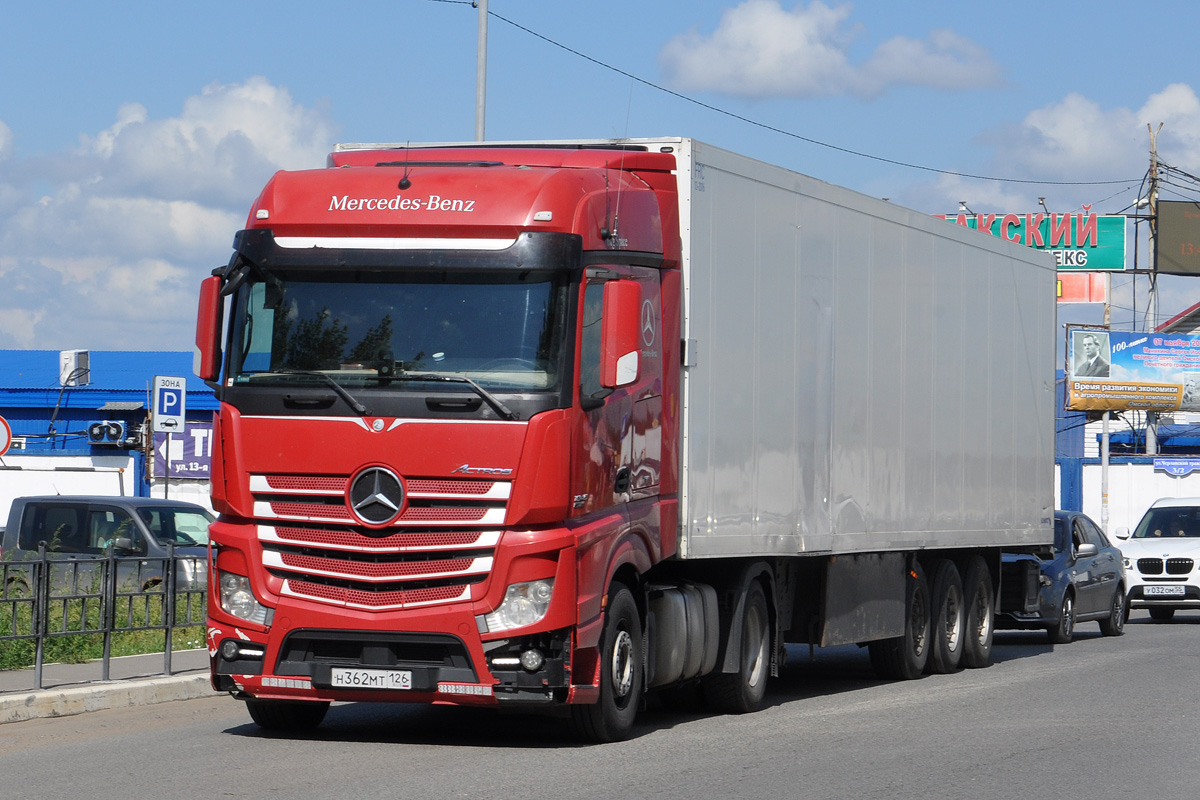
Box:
[1065, 326, 1200, 411]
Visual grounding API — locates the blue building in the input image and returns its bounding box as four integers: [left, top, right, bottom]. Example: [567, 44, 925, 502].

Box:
[0, 350, 216, 509]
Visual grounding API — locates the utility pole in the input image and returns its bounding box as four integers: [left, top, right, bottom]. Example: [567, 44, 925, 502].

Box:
[1146, 123, 1163, 455]
[475, 0, 488, 141]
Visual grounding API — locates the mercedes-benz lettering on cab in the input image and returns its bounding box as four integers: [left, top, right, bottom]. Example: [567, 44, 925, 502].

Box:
[1115, 497, 1200, 620]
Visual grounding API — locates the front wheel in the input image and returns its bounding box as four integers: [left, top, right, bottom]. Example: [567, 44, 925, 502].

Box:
[245, 698, 330, 731]
[1048, 591, 1075, 644]
[571, 584, 643, 743]
[1099, 586, 1126, 636]
[707, 580, 771, 713]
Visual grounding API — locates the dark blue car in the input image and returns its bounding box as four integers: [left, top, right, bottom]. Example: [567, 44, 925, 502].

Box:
[996, 510, 1127, 642]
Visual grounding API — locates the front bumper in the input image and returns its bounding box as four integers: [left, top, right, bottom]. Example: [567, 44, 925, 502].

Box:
[1125, 582, 1200, 608]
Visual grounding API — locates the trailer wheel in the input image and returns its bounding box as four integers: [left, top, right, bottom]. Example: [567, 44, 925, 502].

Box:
[571, 584, 642, 743]
[245, 698, 330, 731]
[1048, 591, 1075, 643]
[868, 561, 930, 680]
[925, 560, 964, 674]
[707, 580, 771, 714]
[960, 556, 994, 669]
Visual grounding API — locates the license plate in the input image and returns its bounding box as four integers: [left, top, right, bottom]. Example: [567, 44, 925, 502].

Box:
[330, 668, 413, 690]
[1144, 585, 1186, 597]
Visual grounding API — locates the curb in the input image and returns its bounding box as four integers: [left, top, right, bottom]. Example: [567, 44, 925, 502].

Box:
[0, 673, 216, 724]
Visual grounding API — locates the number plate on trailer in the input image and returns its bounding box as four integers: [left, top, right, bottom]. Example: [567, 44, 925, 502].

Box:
[1144, 585, 1186, 597]
[330, 668, 413, 690]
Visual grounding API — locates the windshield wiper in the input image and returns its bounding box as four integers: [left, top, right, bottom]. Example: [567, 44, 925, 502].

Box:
[266, 369, 369, 416]
[401, 373, 519, 421]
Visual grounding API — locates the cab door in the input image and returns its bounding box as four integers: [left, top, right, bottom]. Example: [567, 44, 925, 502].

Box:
[572, 265, 663, 516]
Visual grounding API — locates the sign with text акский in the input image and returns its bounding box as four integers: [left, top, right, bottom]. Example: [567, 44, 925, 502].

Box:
[934, 212, 1126, 271]
[1065, 326, 1200, 412]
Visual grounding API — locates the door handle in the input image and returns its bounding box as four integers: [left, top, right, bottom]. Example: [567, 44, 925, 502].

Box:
[614, 466, 631, 494]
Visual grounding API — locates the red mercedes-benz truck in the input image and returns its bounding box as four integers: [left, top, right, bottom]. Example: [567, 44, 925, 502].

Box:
[195, 137, 1055, 741]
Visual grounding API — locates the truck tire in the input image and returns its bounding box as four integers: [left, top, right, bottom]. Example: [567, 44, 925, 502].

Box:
[571, 584, 642, 743]
[1048, 591, 1075, 643]
[925, 560, 964, 674]
[868, 561, 930, 680]
[960, 556, 994, 669]
[707, 580, 770, 714]
[1099, 586, 1126, 636]
[245, 698, 330, 731]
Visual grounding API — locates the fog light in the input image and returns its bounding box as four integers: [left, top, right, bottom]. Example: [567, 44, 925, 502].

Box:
[221, 639, 265, 661]
[220, 640, 240, 661]
[519, 649, 545, 672]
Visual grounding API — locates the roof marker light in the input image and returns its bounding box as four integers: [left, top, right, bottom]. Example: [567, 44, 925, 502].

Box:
[256, 209, 269, 220]
[533, 211, 552, 222]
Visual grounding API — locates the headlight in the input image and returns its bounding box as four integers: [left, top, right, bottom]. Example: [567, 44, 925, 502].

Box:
[483, 580, 554, 632]
[1123, 557, 1132, 569]
[217, 571, 273, 626]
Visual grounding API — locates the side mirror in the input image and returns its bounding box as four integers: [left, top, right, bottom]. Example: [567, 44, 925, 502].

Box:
[600, 280, 642, 389]
[194, 275, 224, 382]
[1113, 526, 1130, 540]
[1075, 542, 1098, 558]
[111, 537, 134, 553]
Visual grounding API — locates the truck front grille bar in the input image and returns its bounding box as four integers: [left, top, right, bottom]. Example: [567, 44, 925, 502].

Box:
[249, 472, 509, 610]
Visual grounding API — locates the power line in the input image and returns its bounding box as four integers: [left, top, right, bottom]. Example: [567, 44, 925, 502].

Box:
[443, 2, 1141, 187]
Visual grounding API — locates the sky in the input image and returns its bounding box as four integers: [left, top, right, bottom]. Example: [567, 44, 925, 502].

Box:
[2, 0, 1199, 353]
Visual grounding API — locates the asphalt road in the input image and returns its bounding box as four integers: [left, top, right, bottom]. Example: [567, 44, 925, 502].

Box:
[3, 611, 1198, 800]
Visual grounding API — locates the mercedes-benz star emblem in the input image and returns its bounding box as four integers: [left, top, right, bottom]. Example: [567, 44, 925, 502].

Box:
[641, 300, 657, 347]
[347, 466, 406, 526]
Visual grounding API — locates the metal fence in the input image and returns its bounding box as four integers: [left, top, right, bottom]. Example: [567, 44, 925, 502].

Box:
[0, 542, 207, 689]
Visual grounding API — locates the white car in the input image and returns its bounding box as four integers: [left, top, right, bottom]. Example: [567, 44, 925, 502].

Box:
[1114, 497, 1200, 620]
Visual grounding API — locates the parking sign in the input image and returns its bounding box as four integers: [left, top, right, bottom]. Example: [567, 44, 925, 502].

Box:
[153, 375, 187, 433]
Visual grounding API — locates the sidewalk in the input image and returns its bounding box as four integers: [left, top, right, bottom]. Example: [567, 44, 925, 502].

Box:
[0, 649, 216, 724]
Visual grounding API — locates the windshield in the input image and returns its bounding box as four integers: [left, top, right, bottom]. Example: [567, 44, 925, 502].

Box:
[136, 507, 214, 547]
[1132, 506, 1200, 538]
[229, 270, 570, 392]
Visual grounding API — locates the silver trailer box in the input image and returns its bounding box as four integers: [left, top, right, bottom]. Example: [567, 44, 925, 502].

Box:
[659, 138, 1056, 560]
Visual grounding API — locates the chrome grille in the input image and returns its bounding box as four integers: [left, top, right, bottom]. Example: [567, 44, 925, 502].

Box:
[250, 473, 510, 611]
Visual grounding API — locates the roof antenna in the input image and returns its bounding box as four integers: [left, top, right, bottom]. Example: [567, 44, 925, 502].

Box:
[601, 80, 637, 248]
[398, 142, 412, 191]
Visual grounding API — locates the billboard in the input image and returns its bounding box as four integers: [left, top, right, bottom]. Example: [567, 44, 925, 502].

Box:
[934, 212, 1126, 270]
[151, 419, 213, 479]
[1156, 200, 1200, 276]
[1065, 326, 1200, 411]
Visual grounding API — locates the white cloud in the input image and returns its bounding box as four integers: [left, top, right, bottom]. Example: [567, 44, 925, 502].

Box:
[902, 84, 1200, 218]
[0, 78, 339, 351]
[658, 0, 1000, 99]
[978, 84, 1200, 187]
